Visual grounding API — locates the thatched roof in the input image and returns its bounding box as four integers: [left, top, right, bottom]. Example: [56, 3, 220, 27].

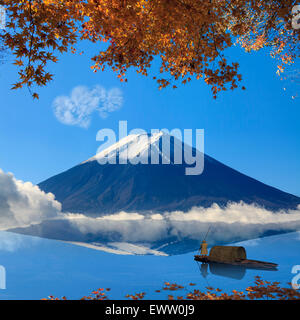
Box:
[209, 246, 247, 263]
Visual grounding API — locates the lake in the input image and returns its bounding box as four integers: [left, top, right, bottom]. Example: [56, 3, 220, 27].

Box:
[0, 231, 299, 300]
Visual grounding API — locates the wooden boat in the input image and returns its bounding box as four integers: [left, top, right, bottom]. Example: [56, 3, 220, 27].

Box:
[194, 255, 278, 270]
[194, 245, 278, 271]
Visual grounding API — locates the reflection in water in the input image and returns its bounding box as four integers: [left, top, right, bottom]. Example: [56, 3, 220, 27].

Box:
[0, 231, 40, 252]
[0, 230, 298, 300]
[197, 261, 278, 281]
[208, 262, 246, 280]
[200, 263, 209, 278]
[8, 212, 300, 256]
[197, 261, 246, 280]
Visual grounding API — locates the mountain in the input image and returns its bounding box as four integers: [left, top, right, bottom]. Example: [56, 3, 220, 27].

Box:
[38, 132, 300, 215]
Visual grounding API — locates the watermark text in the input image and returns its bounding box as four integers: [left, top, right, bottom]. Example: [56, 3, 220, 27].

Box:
[95, 121, 204, 176]
[0, 265, 6, 290]
[291, 265, 300, 290]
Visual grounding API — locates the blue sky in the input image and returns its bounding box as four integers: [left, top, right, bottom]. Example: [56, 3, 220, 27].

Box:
[0, 42, 299, 196]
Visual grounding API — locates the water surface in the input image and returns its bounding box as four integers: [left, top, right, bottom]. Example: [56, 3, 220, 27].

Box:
[0, 231, 299, 300]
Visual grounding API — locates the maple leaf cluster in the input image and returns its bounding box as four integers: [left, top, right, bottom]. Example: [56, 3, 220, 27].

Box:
[0, 0, 299, 98]
[43, 276, 300, 301]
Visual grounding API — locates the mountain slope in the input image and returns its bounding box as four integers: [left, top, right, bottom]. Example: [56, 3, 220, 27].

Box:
[38, 133, 300, 214]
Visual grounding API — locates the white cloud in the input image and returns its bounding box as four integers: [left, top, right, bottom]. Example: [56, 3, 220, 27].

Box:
[1, 169, 300, 252]
[60, 203, 300, 245]
[63, 212, 167, 242]
[0, 169, 61, 230]
[53, 85, 123, 128]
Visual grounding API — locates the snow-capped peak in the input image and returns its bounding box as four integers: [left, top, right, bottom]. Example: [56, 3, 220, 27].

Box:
[82, 131, 168, 164]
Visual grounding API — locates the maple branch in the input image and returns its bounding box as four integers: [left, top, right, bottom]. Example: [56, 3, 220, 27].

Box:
[27, 0, 36, 67]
